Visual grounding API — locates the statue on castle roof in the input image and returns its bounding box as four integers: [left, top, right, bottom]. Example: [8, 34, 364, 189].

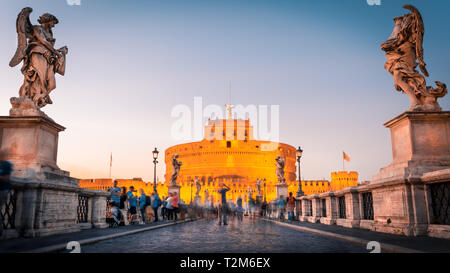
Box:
[381, 4, 447, 112]
[225, 104, 234, 119]
[9, 7, 68, 116]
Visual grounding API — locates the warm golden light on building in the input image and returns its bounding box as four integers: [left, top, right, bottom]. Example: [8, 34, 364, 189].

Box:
[79, 118, 359, 203]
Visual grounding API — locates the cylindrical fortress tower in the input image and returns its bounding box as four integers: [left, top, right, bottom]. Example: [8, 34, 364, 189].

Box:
[164, 117, 297, 203]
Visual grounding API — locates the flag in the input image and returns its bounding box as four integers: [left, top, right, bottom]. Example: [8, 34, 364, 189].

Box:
[343, 151, 350, 162]
[110, 153, 113, 167]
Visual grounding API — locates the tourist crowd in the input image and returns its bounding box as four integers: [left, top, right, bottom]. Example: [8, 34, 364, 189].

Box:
[107, 181, 186, 227]
[106, 181, 299, 227]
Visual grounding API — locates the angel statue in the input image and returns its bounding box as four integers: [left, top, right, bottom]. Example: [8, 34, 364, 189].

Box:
[195, 177, 202, 196]
[256, 178, 262, 196]
[9, 7, 68, 113]
[381, 5, 447, 112]
[170, 154, 182, 186]
[275, 156, 286, 184]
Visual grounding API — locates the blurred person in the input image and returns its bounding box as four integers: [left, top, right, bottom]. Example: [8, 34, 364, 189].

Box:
[138, 189, 147, 223]
[248, 196, 256, 219]
[0, 151, 13, 236]
[171, 192, 179, 221]
[151, 191, 162, 222]
[278, 196, 286, 220]
[236, 195, 244, 221]
[217, 183, 230, 225]
[161, 196, 167, 220]
[127, 186, 137, 224]
[286, 192, 297, 221]
[166, 193, 173, 220]
[261, 200, 268, 217]
[107, 180, 124, 226]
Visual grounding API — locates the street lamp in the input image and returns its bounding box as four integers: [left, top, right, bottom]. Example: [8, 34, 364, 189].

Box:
[152, 147, 159, 192]
[296, 146, 304, 197]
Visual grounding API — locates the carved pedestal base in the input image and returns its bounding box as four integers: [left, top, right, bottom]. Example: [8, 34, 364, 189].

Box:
[276, 183, 288, 199]
[255, 195, 263, 203]
[167, 184, 181, 197]
[0, 115, 71, 182]
[194, 195, 202, 206]
[373, 111, 450, 183]
[371, 111, 450, 236]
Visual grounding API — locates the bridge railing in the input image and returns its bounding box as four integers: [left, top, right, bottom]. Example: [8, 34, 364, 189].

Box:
[0, 178, 109, 240]
[295, 186, 374, 230]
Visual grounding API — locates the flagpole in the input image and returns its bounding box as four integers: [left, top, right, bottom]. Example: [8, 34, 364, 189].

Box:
[109, 153, 112, 179]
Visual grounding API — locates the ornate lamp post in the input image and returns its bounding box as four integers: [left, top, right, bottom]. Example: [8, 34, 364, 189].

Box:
[152, 148, 159, 192]
[296, 146, 305, 197]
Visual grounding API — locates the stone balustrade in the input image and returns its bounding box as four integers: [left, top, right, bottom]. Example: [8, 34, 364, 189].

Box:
[1, 174, 109, 240]
[294, 168, 450, 239]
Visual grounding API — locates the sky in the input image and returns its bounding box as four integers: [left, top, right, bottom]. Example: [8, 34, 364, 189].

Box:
[0, 0, 449, 182]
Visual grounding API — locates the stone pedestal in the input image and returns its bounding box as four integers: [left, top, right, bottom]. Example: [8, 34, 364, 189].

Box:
[373, 111, 450, 183]
[276, 183, 288, 199]
[371, 111, 450, 236]
[0, 116, 70, 181]
[167, 184, 181, 197]
[255, 195, 263, 203]
[194, 195, 202, 206]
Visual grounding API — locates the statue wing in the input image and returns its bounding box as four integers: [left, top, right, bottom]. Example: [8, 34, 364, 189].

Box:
[9, 7, 34, 67]
[404, 5, 429, 77]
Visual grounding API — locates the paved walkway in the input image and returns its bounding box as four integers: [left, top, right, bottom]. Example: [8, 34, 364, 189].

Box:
[263, 217, 450, 253]
[77, 217, 367, 253]
[1, 217, 448, 253]
[0, 219, 196, 253]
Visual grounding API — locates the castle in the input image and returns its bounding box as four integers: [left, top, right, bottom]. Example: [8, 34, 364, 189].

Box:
[79, 111, 359, 203]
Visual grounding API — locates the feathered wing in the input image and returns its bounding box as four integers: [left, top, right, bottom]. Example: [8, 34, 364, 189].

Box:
[9, 7, 34, 67]
[404, 4, 429, 77]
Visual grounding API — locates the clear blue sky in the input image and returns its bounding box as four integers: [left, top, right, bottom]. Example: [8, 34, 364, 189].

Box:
[0, 0, 449, 181]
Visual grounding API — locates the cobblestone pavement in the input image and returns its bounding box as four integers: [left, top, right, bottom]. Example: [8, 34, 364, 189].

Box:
[0, 220, 192, 253]
[78, 218, 367, 253]
[265, 218, 450, 253]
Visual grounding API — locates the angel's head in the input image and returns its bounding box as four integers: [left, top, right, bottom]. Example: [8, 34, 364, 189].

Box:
[38, 13, 59, 28]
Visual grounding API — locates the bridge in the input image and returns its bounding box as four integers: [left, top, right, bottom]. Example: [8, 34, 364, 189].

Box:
[1, 208, 450, 254]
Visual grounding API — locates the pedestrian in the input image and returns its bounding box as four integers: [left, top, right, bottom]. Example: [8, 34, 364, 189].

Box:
[262, 200, 268, 217]
[151, 191, 162, 222]
[120, 187, 127, 210]
[127, 186, 138, 224]
[138, 189, 147, 223]
[278, 196, 286, 220]
[248, 196, 256, 219]
[217, 183, 230, 225]
[166, 193, 173, 220]
[236, 195, 244, 221]
[161, 196, 167, 220]
[286, 192, 297, 221]
[208, 197, 215, 220]
[171, 192, 179, 221]
[0, 151, 13, 237]
[107, 180, 124, 226]
[229, 200, 236, 218]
